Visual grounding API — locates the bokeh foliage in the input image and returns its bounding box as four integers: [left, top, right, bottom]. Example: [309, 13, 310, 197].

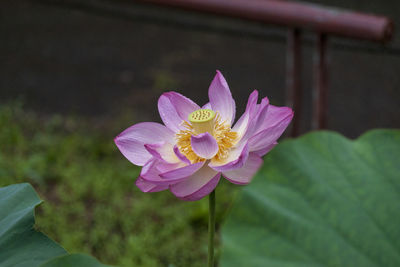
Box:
[0, 103, 237, 267]
[221, 130, 400, 267]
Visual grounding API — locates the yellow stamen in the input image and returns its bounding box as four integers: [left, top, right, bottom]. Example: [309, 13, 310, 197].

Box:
[213, 113, 237, 161]
[176, 111, 237, 163]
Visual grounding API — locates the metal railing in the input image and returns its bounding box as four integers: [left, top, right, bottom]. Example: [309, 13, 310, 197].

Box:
[137, 0, 394, 136]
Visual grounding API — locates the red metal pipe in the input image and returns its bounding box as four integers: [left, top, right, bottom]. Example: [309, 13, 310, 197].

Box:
[138, 0, 393, 42]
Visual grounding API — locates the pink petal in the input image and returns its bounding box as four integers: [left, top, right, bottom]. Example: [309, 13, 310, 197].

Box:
[173, 145, 191, 164]
[115, 122, 174, 166]
[145, 142, 179, 164]
[208, 70, 235, 125]
[144, 142, 164, 160]
[248, 113, 293, 153]
[190, 132, 219, 159]
[141, 159, 181, 184]
[170, 165, 221, 201]
[209, 143, 249, 172]
[140, 158, 206, 186]
[156, 161, 180, 173]
[262, 105, 294, 130]
[232, 110, 250, 140]
[160, 161, 204, 179]
[232, 91, 267, 142]
[136, 177, 169, 193]
[253, 142, 277, 157]
[245, 90, 259, 114]
[202, 102, 212, 109]
[223, 153, 263, 185]
[158, 92, 200, 132]
[252, 97, 270, 134]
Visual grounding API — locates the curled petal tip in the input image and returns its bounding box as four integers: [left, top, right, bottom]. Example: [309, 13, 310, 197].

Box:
[174, 145, 191, 164]
[114, 122, 174, 166]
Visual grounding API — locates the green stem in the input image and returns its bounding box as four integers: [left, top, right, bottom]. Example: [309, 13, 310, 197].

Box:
[208, 190, 216, 267]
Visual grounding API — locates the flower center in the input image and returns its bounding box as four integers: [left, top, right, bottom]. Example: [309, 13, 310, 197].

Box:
[176, 110, 237, 163]
[188, 109, 215, 135]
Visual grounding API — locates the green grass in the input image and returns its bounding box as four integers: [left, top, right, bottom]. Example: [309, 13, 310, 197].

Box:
[0, 103, 239, 267]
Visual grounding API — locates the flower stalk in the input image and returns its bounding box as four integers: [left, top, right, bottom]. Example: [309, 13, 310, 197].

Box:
[208, 190, 216, 267]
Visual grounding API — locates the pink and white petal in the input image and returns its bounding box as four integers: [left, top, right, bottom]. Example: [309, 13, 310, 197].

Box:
[252, 142, 277, 157]
[223, 153, 263, 185]
[262, 105, 294, 129]
[190, 132, 219, 159]
[202, 102, 212, 109]
[157, 143, 180, 163]
[115, 122, 175, 166]
[144, 142, 164, 161]
[170, 165, 221, 201]
[243, 96, 270, 140]
[145, 142, 179, 164]
[252, 97, 270, 134]
[248, 114, 293, 152]
[156, 160, 185, 173]
[160, 161, 204, 179]
[136, 177, 169, 193]
[232, 110, 250, 141]
[140, 159, 168, 182]
[174, 145, 191, 164]
[245, 90, 259, 114]
[166, 92, 200, 119]
[141, 159, 188, 185]
[209, 142, 249, 172]
[178, 173, 220, 201]
[208, 70, 235, 125]
[232, 91, 263, 142]
[158, 92, 200, 132]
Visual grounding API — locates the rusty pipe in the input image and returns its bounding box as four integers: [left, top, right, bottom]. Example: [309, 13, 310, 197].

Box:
[137, 0, 393, 42]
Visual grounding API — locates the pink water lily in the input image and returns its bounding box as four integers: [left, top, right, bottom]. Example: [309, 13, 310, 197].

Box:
[115, 71, 293, 201]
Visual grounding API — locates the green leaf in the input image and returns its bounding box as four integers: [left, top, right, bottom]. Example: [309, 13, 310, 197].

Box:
[0, 183, 66, 267]
[40, 254, 112, 267]
[0, 183, 110, 267]
[220, 130, 400, 267]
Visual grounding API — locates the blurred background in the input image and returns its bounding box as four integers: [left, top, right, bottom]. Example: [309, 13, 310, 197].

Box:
[1, 0, 399, 266]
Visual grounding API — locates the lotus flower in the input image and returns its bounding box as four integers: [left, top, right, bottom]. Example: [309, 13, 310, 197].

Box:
[115, 71, 293, 201]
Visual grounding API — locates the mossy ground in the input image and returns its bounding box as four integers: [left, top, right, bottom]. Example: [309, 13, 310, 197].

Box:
[0, 103, 239, 267]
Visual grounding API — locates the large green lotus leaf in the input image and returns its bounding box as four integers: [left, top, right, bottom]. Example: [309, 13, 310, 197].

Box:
[40, 254, 112, 267]
[0, 183, 66, 267]
[220, 130, 400, 267]
[0, 183, 112, 267]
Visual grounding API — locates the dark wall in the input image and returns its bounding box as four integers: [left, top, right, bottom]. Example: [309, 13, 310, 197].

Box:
[1, 0, 399, 137]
